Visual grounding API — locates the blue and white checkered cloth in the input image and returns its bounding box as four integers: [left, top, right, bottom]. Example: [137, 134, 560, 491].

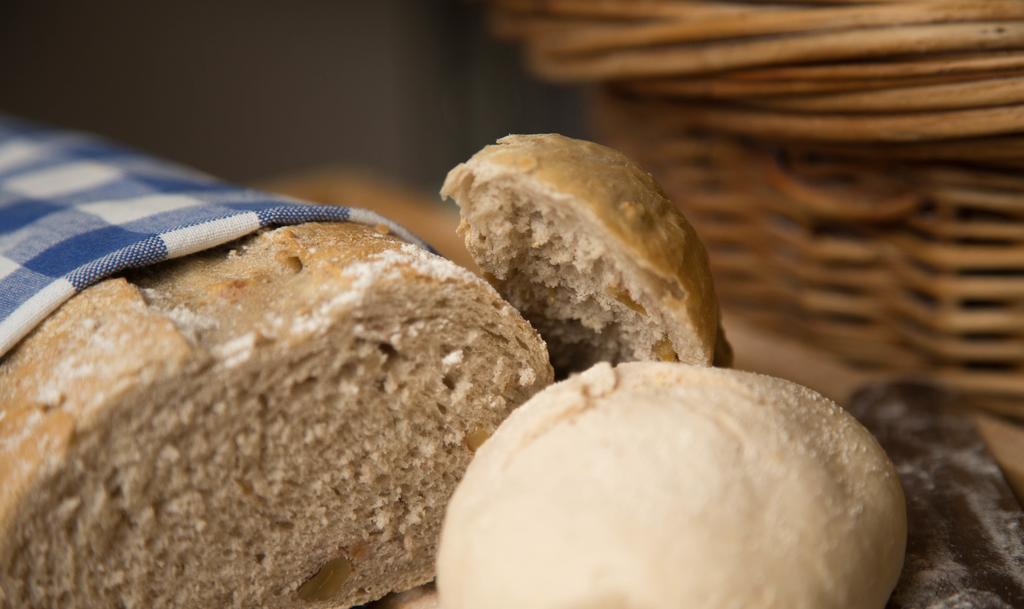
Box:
[0, 116, 432, 359]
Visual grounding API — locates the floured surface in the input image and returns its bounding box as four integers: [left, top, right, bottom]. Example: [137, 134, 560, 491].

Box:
[849, 384, 1024, 609]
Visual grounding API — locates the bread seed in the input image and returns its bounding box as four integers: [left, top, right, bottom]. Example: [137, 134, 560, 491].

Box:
[465, 427, 492, 452]
[606, 286, 646, 314]
[654, 338, 678, 362]
[297, 555, 353, 602]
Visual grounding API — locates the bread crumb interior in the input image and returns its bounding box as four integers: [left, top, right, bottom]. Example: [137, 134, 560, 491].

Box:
[460, 180, 675, 375]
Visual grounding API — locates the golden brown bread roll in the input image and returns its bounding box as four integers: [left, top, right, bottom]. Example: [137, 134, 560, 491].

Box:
[442, 134, 728, 373]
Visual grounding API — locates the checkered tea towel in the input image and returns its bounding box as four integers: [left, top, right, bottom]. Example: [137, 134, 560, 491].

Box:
[0, 116, 432, 359]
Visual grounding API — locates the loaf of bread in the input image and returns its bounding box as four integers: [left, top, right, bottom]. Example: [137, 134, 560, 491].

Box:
[0, 222, 552, 609]
[442, 134, 728, 373]
[437, 362, 906, 609]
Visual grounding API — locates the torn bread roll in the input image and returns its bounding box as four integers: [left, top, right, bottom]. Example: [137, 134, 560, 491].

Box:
[442, 134, 727, 373]
[438, 362, 906, 609]
[0, 223, 552, 609]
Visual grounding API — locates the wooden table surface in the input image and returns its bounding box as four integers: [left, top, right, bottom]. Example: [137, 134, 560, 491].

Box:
[262, 168, 1024, 502]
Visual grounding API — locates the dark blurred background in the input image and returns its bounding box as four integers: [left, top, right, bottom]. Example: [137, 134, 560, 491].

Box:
[0, 0, 587, 192]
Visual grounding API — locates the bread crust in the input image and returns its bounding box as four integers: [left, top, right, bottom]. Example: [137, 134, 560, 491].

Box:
[442, 133, 723, 366]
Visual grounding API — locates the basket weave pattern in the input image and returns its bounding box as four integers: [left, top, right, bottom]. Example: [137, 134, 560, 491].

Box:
[493, 0, 1024, 409]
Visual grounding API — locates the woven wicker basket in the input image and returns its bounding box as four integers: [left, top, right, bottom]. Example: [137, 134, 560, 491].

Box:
[491, 0, 1024, 413]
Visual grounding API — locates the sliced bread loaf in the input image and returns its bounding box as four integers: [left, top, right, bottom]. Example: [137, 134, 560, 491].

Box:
[0, 222, 551, 609]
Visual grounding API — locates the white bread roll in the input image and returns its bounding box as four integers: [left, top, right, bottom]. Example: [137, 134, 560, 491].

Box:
[441, 134, 728, 373]
[0, 223, 552, 609]
[437, 362, 906, 609]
